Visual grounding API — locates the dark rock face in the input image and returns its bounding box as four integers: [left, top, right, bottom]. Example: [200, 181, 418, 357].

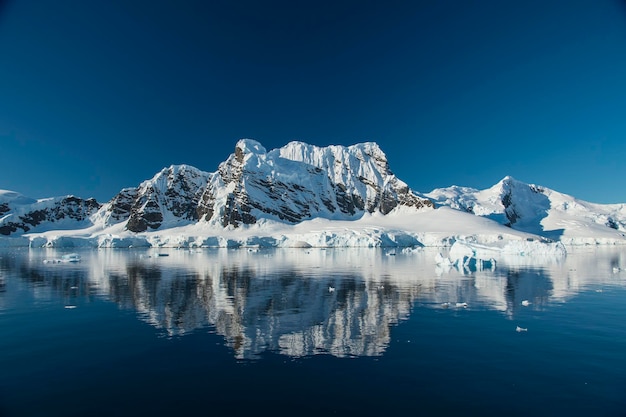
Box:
[501, 181, 547, 227]
[102, 165, 211, 232]
[105, 188, 137, 224]
[126, 195, 164, 233]
[0, 223, 18, 236]
[606, 217, 619, 230]
[196, 140, 434, 228]
[0, 196, 101, 236]
[3, 141, 432, 235]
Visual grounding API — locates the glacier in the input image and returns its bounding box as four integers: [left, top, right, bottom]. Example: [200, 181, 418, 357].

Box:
[2, 140, 626, 255]
[426, 176, 626, 245]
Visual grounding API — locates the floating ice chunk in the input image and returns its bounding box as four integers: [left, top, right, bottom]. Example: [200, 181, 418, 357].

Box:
[516, 326, 528, 332]
[328, 286, 335, 293]
[450, 238, 566, 270]
[612, 267, 621, 273]
[61, 253, 81, 263]
[521, 300, 531, 306]
[44, 255, 81, 263]
[455, 302, 468, 308]
[401, 247, 421, 254]
[448, 241, 496, 271]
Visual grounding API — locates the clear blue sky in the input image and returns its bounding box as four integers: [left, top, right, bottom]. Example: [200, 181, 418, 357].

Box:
[1, 0, 626, 203]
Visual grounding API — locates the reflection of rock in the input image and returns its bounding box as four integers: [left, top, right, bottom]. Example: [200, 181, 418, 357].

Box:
[4, 247, 626, 359]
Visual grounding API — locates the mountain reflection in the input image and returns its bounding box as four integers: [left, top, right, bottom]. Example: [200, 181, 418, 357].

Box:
[2, 247, 625, 359]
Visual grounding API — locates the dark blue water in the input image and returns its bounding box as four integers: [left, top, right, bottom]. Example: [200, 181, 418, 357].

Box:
[1, 247, 625, 417]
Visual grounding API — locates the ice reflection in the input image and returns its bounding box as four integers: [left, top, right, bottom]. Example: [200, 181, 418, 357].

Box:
[1, 247, 626, 359]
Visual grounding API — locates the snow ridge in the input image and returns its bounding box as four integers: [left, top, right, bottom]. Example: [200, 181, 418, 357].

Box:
[427, 176, 626, 243]
[2, 141, 626, 249]
[196, 139, 433, 227]
[96, 164, 211, 232]
[0, 193, 100, 236]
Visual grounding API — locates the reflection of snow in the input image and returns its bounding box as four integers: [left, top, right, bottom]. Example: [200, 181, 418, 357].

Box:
[5, 246, 626, 359]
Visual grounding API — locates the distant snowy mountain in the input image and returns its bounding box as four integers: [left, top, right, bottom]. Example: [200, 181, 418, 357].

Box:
[95, 164, 211, 232]
[426, 176, 626, 244]
[0, 189, 100, 236]
[2, 141, 626, 249]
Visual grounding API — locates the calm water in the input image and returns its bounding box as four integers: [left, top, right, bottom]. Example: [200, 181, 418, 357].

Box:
[0, 247, 625, 417]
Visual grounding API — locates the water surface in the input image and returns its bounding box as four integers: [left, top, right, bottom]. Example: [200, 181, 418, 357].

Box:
[1, 247, 625, 416]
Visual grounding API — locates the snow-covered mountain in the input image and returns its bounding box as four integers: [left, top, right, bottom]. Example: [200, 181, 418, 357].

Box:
[92, 139, 433, 233]
[1, 139, 433, 243]
[195, 139, 432, 227]
[2, 140, 626, 248]
[95, 164, 211, 232]
[0, 189, 100, 236]
[426, 176, 626, 244]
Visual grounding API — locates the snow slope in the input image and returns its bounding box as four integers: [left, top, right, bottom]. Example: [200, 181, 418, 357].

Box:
[195, 139, 433, 227]
[93, 164, 211, 231]
[426, 176, 626, 244]
[2, 142, 626, 249]
[0, 189, 100, 236]
[22, 205, 542, 250]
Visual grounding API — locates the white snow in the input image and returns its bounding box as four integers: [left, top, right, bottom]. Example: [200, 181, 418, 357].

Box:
[0, 189, 37, 205]
[15, 205, 547, 265]
[427, 176, 626, 245]
[3, 142, 626, 255]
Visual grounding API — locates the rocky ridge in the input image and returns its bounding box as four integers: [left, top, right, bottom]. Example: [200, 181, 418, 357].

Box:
[426, 176, 626, 239]
[0, 191, 100, 236]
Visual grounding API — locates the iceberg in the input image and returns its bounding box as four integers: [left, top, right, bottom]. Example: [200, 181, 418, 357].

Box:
[447, 238, 566, 270]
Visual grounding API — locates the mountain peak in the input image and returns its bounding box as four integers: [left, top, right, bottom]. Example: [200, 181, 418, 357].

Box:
[197, 139, 432, 227]
[0, 190, 37, 205]
[1, 139, 433, 235]
[235, 139, 267, 156]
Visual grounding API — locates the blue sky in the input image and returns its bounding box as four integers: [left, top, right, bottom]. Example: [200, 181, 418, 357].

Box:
[1, 0, 626, 203]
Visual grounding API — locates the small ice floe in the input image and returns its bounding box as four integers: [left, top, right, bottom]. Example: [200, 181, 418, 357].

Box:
[595, 289, 604, 293]
[64, 305, 77, 309]
[516, 326, 528, 332]
[455, 302, 468, 308]
[328, 286, 335, 293]
[521, 300, 531, 307]
[441, 302, 450, 308]
[43, 253, 81, 264]
[377, 285, 385, 290]
[70, 286, 78, 290]
[612, 267, 621, 273]
[61, 253, 81, 263]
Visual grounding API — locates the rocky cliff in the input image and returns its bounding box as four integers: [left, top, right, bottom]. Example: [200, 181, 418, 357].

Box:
[0, 190, 100, 236]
